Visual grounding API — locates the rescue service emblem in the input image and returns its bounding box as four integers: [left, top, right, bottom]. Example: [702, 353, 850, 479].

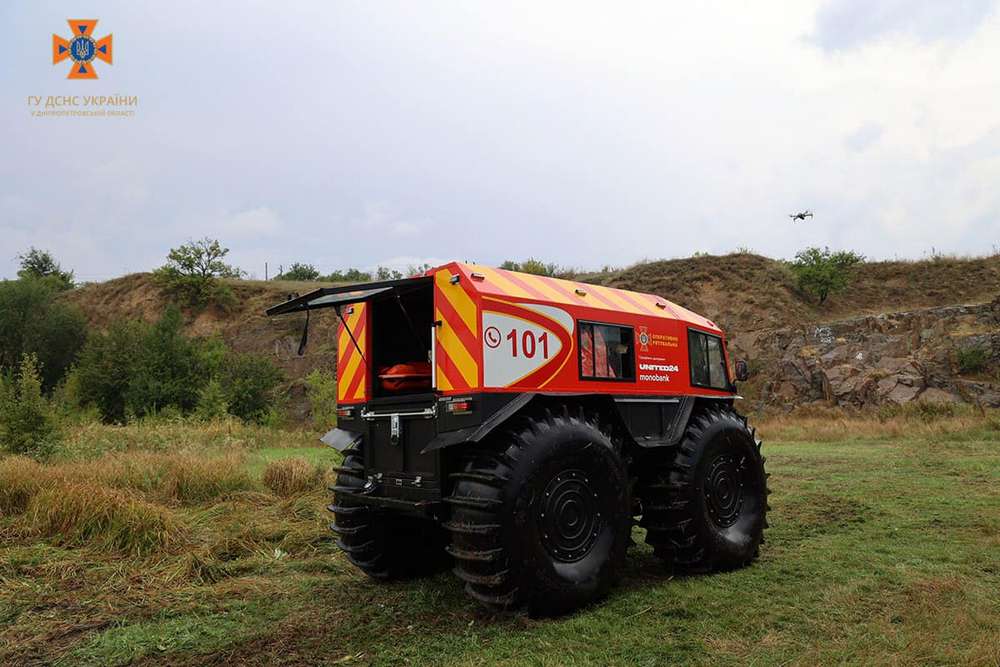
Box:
[638, 326, 650, 352]
[53, 19, 113, 79]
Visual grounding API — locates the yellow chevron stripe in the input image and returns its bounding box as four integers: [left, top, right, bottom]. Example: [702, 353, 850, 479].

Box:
[338, 349, 364, 401]
[435, 307, 478, 387]
[436, 360, 454, 391]
[472, 266, 532, 300]
[435, 270, 477, 335]
[338, 306, 366, 401]
[592, 284, 652, 315]
[337, 306, 363, 358]
[517, 273, 574, 304]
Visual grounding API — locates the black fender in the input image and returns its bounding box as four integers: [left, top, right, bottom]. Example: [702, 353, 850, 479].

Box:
[422, 393, 701, 453]
[421, 393, 537, 453]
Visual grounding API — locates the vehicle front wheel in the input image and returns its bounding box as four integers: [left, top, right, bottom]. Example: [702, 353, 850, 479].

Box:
[638, 406, 769, 571]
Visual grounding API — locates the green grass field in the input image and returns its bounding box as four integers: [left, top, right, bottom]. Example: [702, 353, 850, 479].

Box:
[1, 415, 998, 665]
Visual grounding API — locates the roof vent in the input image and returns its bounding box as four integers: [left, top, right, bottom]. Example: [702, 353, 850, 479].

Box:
[655, 302, 667, 309]
[470, 272, 485, 281]
[574, 288, 587, 296]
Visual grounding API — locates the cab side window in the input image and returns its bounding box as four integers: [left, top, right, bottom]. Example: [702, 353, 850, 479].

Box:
[579, 322, 635, 380]
[689, 329, 729, 389]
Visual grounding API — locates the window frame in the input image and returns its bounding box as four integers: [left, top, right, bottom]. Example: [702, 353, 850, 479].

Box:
[577, 319, 636, 382]
[687, 328, 731, 391]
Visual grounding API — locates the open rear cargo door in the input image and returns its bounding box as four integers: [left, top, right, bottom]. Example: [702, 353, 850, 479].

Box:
[265, 276, 432, 316]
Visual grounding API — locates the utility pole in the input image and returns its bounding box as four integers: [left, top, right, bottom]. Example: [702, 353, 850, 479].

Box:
[265, 262, 268, 280]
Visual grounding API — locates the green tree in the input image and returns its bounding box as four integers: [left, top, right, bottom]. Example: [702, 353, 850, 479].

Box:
[125, 306, 207, 417]
[499, 258, 558, 276]
[17, 247, 75, 291]
[153, 238, 242, 308]
[0, 279, 87, 391]
[275, 263, 321, 281]
[75, 309, 284, 424]
[194, 378, 229, 421]
[218, 352, 284, 423]
[304, 369, 337, 431]
[75, 319, 147, 423]
[323, 268, 372, 282]
[374, 266, 404, 281]
[0, 354, 60, 460]
[790, 247, 865, 305]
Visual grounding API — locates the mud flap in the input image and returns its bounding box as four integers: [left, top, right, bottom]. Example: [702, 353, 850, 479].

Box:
[321, 427, 363, 451]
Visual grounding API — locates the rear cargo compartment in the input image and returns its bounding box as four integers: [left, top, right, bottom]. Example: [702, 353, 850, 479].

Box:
[369, 281, 434, 398]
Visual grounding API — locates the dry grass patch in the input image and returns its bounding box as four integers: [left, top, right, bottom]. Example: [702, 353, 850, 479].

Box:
[755, 404, 1000, 442]
[60, 418, 318, 460]
[26, 483, 187, 555]
[0, 456, 53, 515]
[262, 458, 326, 497]
[60, 451, 254, 505]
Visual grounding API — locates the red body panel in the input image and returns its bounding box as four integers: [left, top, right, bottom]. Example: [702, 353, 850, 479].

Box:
[428, 262, 734, 399]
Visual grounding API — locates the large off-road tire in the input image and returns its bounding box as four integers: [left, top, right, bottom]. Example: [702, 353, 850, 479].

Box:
[328, 447, 448, 579]
[638, 406, 769, 571]
[445, 408, 631, 615]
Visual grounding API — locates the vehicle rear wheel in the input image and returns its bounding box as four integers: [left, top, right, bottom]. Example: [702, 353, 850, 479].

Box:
[638, 406, 769, 571]
[445, 408, 630, 615]
[328, 447, 448, 579]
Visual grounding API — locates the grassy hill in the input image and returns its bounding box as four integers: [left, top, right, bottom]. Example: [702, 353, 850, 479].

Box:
[61, 253, 1000, 415]
[577, 252, 1000, 333]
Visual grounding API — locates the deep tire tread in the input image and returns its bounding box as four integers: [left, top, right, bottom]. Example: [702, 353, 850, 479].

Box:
[447, 408, 628, 613]
[637, 405, 769, 572]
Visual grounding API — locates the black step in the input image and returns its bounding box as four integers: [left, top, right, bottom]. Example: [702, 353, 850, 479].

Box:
[326, 503, 366, 515]
[329, 522, 365, 536]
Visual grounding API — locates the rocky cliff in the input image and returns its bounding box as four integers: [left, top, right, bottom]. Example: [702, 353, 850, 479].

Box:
[733, 297, 1000, 409]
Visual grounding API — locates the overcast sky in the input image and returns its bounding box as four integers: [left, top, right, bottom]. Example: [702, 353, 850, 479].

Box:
[3, 1, 1000, 281]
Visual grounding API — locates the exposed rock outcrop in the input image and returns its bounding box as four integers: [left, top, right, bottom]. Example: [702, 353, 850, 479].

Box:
[740, 297, 1000, 408]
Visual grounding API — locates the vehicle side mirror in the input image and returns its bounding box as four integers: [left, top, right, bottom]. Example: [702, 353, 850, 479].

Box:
[734, 359, 749, 382]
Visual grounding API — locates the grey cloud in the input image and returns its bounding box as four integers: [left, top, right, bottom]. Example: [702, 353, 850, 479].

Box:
[812, 0, 997, 51]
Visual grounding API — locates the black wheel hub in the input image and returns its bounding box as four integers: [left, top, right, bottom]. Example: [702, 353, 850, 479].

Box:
[538, 469, 601, 562]
[704, 455, 746, 528]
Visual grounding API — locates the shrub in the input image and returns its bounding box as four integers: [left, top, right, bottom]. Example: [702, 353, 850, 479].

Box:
[957, 347, 989, 374]
[153, 238, 242, 309]
[375, 266, 404, 281]
[275, 263, 320, 281]
[262, 458, 324, 497]
[0, 354, 61, 460]
[499, 258, 559, 276]
[0, 278, 87, 390]
[16, 247, 74, 291]
[322, 268, 372, 282]
[304, 369, 337, 431]
[194, 378, 229, 421]
[75, 319, 148, 423]
[790, 247, 865, 305]
[218, 352, 284, 423]
[125, 306, 206, 417]
[76, 310, 283, 424]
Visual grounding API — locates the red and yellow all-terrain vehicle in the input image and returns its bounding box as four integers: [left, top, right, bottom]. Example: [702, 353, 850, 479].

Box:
[267, 262, 768, 613]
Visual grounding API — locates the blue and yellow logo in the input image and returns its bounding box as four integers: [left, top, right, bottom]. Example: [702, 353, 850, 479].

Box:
[52, 19, 112, 79]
